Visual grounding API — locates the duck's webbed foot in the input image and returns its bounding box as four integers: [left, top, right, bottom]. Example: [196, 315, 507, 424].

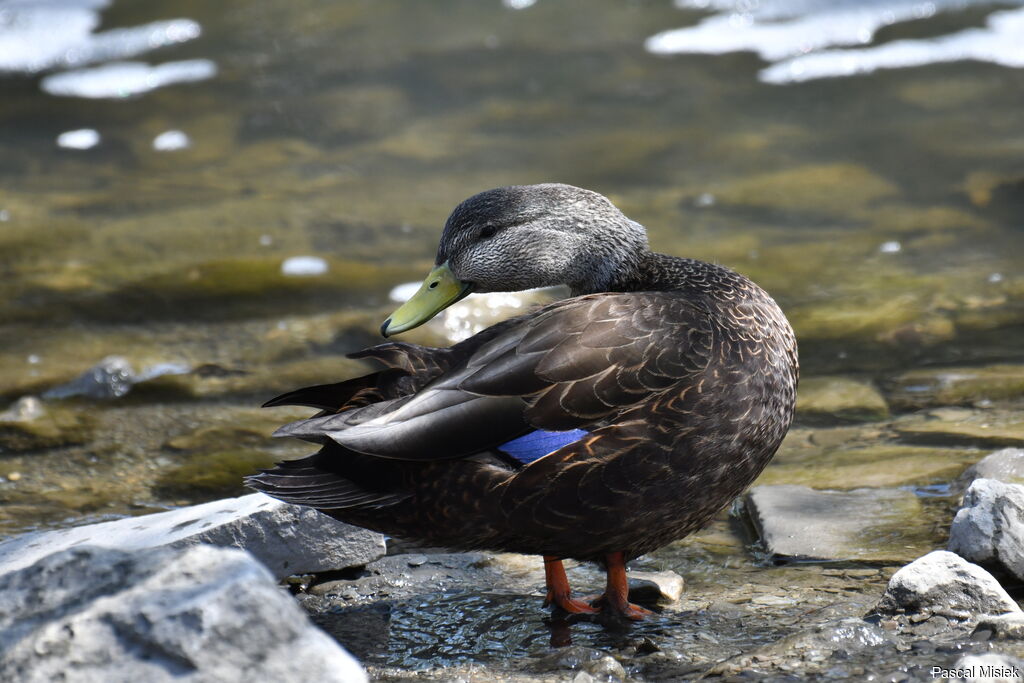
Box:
[597, 551, 654, 621]
[543, 556, 599, 615]
[542, 553, 655, 620]
[590, 593, 654, 621]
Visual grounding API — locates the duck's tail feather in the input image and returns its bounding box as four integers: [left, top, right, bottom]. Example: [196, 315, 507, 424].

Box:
[245, 452, 409, 510]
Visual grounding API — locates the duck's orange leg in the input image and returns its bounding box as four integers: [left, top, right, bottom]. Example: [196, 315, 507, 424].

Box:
[592, 551, 653, 621]
[543, 556, 599, 614]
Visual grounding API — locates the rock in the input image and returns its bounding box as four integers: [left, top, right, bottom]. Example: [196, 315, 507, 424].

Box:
[760, 438, 976, 489]
[0, 396, 96, 452]
[743, 485, 929, 563]
[974, 613, 1024, 640]
[894, 412, 1024, 449]
[0, 493, 385, 580]
[960, 449, 1024, 487]
[583, 655, 627, 681]
[888, 365, 1024, 411]
[876, 550, 1019, 620]
[706, 163, 898, 216]
[628, 570, 685, 604]
[949, 479, 1024, 582]
[795, 376, 890, 424]
[0, 545, 366, 683]
[948, 653, 1024, 682]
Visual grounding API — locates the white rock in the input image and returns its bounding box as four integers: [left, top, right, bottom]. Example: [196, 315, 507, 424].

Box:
[949, 479, 1024, 582]
[974, 613, 1024, 641]
[628, 570, 685, 603]
[876, 550, 1020, 619]
[0, 545, 366, 683]
[960, 449, 1024, 488]
[0, 493, 385, 580]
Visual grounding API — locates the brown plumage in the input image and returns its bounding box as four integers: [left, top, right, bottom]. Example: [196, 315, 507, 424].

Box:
[247, 184, 798, 619]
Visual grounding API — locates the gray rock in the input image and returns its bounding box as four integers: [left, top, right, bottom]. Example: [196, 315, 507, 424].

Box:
[0, 545, 366, 683]
[960, 449, 1024, 488]
[743, 485, 927, 562]
[876, 550, 1020, 619]
[949, 653, 1024, 682]
[949, 479, 1024, 582]
[974, 613, 1024, 640]
[0, 493, 385, 580]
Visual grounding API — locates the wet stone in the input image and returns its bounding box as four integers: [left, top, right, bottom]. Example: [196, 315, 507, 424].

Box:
[888, 365, 1024, 411]
[0, 396, 96, 452]
[948, 479, 1024, 582]
[876, 551, 1020, 620]
[743, 485, 929, 563]
[628, 570, 685, 604]
[959, 449, 1024, 488]
[0, 494, 385, 580]
[893, 409, 1024, 449]
[795, 376, 890, 424]
[974, 613, 1024, 641]
[706, 163, 898, 217]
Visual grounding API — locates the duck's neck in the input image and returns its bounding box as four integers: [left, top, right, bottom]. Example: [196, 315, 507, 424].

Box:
[570, 251, 682, 295]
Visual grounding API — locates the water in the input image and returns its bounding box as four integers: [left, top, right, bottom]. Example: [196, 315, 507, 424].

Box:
[1, 0, 1023, 678]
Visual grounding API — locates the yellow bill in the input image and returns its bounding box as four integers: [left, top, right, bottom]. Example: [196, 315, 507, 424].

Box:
[381, 261, 473, 337]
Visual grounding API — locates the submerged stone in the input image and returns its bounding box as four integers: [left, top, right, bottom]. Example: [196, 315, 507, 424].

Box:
[704, 163, 898, 217]
[888, 365, 1024, 410]
[154, 449, 279, 498]
[761, 436, 975, 490]
[743, 485, 930, 563]
[0, 396, 96, 452]
[893, 410, 1024, 449]
[795, 376, 890, 424]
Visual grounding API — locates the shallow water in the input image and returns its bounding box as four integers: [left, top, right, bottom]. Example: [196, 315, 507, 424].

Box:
[1, 0, 1023, 678]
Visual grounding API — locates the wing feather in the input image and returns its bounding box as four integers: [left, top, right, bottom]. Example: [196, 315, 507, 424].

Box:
[274, 292, 713, 463]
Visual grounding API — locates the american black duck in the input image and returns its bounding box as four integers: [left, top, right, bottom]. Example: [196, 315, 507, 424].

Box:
[248, 183, 798, 620]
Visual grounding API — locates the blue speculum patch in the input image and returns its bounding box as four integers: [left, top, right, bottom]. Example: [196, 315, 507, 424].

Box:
[496, 428, 589, 465]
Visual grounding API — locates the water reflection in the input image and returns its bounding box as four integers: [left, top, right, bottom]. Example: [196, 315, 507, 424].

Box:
[647, 0, 1024, 83]
[0, 0, 201, 74]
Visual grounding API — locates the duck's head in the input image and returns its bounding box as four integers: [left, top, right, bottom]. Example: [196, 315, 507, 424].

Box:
[382, 183, 649, 337]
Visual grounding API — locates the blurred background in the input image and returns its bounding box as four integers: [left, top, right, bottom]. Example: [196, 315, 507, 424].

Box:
[0, 0, 1022, 551]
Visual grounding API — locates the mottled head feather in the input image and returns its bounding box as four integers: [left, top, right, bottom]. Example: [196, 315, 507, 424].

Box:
[436, 184, 650, 295]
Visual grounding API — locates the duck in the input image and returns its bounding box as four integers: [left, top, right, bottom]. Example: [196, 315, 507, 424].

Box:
[247, 183, 798, 620]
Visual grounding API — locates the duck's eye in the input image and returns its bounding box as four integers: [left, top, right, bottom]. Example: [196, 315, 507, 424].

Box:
[479, 225, 497, 240]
